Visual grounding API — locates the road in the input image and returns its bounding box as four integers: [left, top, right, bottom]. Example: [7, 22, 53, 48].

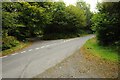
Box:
[2, 35, 94, 78]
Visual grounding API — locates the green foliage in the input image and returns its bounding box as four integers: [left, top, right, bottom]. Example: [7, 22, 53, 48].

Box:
[83, 38, 119, 62]
[2, 2, 25, 40]
[91, 2, 120, 52]
[2, 33, 19, 50]
[76, 1, 93, 32]
[19, 2, 52, 37]
[44, 2, 69, 34]
[43, 2, 88, 39]
[2, 2, 90, 40]
[2, 2, 92, 50]
[66, 5, 86, 27]
[2, 30, 19, 50]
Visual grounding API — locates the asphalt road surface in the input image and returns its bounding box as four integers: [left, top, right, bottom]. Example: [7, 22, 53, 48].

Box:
[2, 35, 94, 78]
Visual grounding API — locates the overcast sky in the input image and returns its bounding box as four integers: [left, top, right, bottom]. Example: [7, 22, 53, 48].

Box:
[63, 0, 98, 12]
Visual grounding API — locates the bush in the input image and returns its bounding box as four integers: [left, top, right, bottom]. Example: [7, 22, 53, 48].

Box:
[2, 36, 19, 50]
[91, 2, 120, 53]
[92, 13, 120, 46]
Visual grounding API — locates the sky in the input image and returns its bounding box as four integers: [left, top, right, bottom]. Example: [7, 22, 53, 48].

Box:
[63, 0, 98, 12]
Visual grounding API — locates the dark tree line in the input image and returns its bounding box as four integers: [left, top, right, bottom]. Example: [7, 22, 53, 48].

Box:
[2, 1, 92, 50]
[92, 2, 120, 52]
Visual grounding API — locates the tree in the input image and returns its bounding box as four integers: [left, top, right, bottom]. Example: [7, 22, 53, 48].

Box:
[2, 2, 24, 40]
[2, 2, 92, 50]
[66, 5, 86, 32]
[76, 0, 93, 32]
[2, 2, 23, 50]
[19, 2, 53, 37]
[91, 2, 120, 52]
[43, 2, 87, 39]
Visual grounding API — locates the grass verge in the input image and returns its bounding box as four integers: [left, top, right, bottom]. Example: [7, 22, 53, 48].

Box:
[81, 37, 119, 62]
[0, 42, 32, 57]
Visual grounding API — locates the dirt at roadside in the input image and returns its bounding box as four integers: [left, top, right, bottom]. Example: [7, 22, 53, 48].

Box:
[34, 48, 119, 78]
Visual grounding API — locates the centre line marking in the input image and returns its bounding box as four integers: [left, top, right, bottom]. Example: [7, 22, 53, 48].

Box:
[12, 53, 19, 55]
[41, 46, 45, 48]
[1, 56, 8, 58]
[46, 45, 50, 47]
[28, 49, 33, 51]
[35, 48, 40, 50]
[21, 51, 26, 53]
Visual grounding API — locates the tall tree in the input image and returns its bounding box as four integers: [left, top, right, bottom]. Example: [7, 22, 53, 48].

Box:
[76, 0, 93, 32]
[92, 2, 120, 48]
[19, 2, 52, 37]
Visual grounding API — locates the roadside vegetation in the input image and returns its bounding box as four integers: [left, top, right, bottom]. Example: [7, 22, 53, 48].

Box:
[2, 1, 92, 56]
[0, 42, 32, 57]
[81, 38, 119, 62]
[81, 1, 120, 62]
[91, 2, 120, 53]
[2, 0, 120, 59]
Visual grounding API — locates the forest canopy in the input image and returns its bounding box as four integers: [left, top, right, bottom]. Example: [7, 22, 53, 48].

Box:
[91, 2, 120, 52]
[2, 1, 92, 50]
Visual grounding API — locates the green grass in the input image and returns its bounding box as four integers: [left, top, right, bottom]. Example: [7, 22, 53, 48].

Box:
[82, 37, 119, 62]
[0, 42, 32, 57]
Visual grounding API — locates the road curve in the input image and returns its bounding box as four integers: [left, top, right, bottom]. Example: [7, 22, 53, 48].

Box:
[2, 35, 94, 78]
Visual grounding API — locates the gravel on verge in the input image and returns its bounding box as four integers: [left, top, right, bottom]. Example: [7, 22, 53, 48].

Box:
[34, 48, 119, 78]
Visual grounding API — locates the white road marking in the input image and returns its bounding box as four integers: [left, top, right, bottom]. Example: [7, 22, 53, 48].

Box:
[46, 45, 50, 47]
[11, 53, 19, 55]
[28, 49, 33, 51]
[1, 53, 20, 58]
[66, 40, 69, 42]
[41, 46, 45, 48]
[21, 52, 23, 53]
[35, 48, 40, 50]
[48, 43, 55, 46]
[0, 38, 78, 59]
[21, 51, 26, 53]
[1, 55, 8, 58]
[67, 38, 76, 42]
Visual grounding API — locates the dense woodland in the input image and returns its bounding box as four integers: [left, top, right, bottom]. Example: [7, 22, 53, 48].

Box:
[2, 1, 120, 53]
[92, 2, 120, 52]
[2, 1, 92, 50]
